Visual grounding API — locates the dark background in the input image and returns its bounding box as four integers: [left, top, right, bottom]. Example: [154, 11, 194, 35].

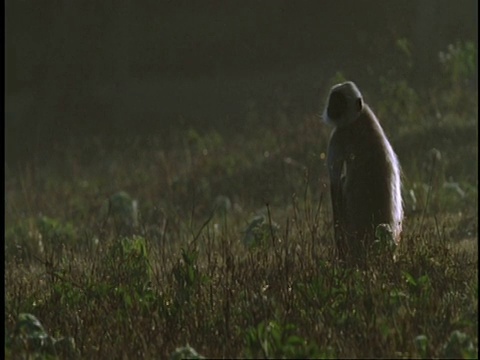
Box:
[5, 0, 478, 165]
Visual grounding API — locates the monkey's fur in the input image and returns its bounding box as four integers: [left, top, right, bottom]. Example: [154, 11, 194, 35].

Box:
[322, 81, 403, 261]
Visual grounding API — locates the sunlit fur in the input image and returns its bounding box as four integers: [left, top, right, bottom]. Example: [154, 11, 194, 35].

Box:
[323, 81, 403, 259]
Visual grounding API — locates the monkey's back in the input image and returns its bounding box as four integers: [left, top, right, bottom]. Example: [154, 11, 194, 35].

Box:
[329, 106, 398, 242]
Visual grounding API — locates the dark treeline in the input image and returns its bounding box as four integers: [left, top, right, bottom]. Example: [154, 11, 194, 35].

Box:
[5, 0, 478, 164]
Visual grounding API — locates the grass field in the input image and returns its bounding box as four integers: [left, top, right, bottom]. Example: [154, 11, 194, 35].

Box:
[5, 45, 478, 358]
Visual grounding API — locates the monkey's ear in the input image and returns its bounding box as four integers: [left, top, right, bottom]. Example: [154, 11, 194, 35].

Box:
[355, 98, 363, 112]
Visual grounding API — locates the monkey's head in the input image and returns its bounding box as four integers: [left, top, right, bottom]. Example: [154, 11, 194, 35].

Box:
[322, 81, 364, 128]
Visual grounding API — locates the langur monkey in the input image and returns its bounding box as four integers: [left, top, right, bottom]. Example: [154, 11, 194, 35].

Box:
[322, 81, 403, 261]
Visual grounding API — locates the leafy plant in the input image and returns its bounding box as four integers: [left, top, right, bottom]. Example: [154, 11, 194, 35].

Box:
[104, 235, 152, 294]
[6, 313, 78, 359]
[170, 344, 205, 360]
[439, 41, 477, 88]
[244, 320, 330, 359]
[100, 191, 138, 235]
[441, 330, 477, 359]
[242, 214, 280, 248]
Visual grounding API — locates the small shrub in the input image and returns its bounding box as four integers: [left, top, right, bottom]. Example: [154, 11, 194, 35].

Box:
[6, 313, 78, 359]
